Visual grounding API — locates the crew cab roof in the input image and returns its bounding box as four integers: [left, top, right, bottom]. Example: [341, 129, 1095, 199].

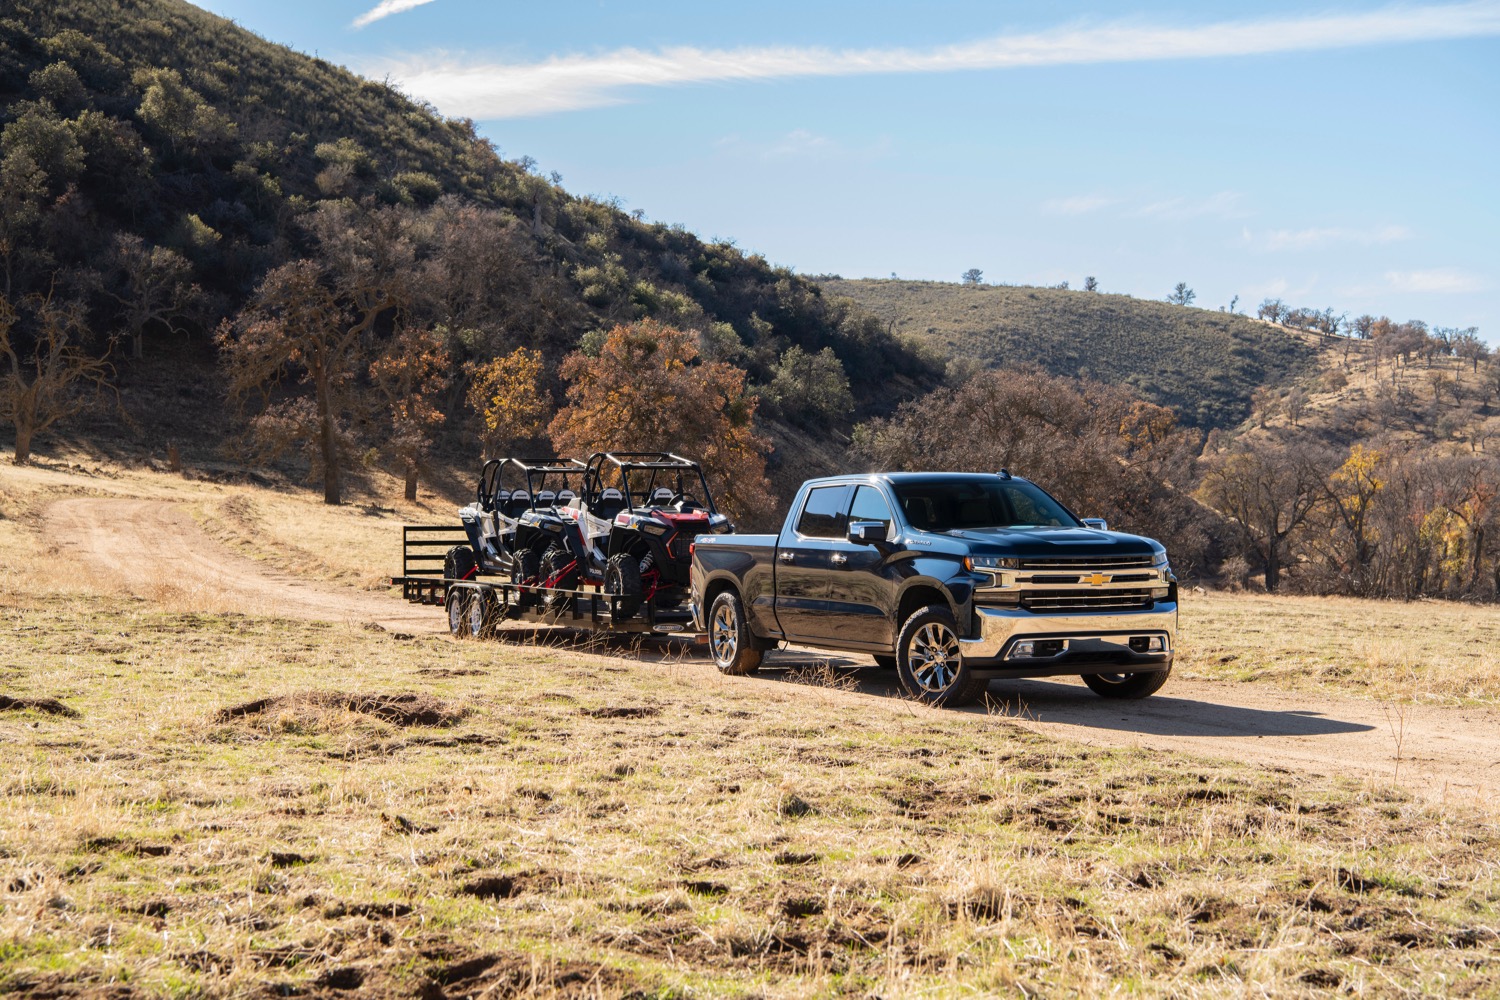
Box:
[800, 471, 1031, 488]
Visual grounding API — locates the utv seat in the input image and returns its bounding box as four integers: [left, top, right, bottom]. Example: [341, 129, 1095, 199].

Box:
[535, 490, 557, 509]
[650, 487, 676, 507]
[504, 490, 532, 519]
[590, 487, 627, 522]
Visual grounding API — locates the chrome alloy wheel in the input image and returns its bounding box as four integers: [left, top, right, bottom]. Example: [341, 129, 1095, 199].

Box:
[466, 591, 487, 637]
[909, 621, 962, 693]
[710, 602, 738, 665]
[446, 590, 466, 636]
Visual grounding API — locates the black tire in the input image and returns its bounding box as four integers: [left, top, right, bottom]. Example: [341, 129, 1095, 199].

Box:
[895, 605, 986, 707]
[445, 587, 470, 638]
[539, 545, 577, 612]
[604, 552, 644, 619]
[708, 589, 762, 676]
[444, 545, 477, 582]
[514, 548, 541, 584]
[873, 654, 898, 670]
[1081, 665, 1172, 700]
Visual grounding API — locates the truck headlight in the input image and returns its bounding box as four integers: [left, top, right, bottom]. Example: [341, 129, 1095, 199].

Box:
[1150, 547, 1170, 570]
[965, 555, 1020, 571]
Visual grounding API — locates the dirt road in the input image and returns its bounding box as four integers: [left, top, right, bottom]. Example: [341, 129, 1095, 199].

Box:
[45, 496, 1500, 807]
[44, 497, 440, 633]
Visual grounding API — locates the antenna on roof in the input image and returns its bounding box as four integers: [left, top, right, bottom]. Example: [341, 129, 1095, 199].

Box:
[998, 468, 1011, 479]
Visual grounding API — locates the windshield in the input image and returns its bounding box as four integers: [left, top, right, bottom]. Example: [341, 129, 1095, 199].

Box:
[892, 479, 1079, 531]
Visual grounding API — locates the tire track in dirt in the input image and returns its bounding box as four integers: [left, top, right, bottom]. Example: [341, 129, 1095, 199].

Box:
[44, 497, 441, 632]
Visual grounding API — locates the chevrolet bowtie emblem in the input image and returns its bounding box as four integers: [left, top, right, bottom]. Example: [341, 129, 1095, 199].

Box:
[1088, 573, 1109, 586]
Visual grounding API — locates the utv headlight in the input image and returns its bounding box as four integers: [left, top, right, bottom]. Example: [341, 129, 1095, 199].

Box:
[640, 521, 669, 536]
[965, 555, 1020, 571]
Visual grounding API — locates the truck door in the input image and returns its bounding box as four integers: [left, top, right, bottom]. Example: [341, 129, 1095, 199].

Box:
[773, 484, 849, 641]
[824, 484, 899, 647]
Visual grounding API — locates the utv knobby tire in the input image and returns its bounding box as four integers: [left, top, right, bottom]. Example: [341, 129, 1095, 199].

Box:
[604, 552, 644, 620]
[539, 545, 577, 613]
[1081, 665, 1172, 700]
[708, 590, 762, 676]
[444, 545, 477, 582]
[895, 604, 986, 707]
[445, 588, 471, 638]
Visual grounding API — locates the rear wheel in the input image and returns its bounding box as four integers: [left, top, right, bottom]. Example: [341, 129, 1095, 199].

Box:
[708, 590, 762, 676]
[466, 589, 499, 639]
[445, 588, 471, 638]
[1081, 666, 1172, 699]
[896, 605, 987, 707]
[539, 545, 577, 612]
[604, 552, 644, 619]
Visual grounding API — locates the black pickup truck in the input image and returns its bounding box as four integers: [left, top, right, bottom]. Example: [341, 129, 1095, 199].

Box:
[689, 472, 1177, 706]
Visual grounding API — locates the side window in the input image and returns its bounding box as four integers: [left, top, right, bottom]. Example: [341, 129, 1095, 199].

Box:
[848, 485, 893, 533]
[795, 485, 850, 538]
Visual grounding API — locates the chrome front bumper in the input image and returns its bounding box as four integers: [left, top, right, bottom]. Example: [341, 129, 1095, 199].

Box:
[959, 601, 1177, 677]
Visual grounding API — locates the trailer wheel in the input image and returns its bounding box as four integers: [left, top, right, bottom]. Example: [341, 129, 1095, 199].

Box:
[708, 589, 762, 676]
[1081, 666, 1172, 699]
[466, 589, 498, 639]
[603, 553, 643, 619]
[445, 587, 470, 638]
[540, 545, 577, 612]
[895, 605, 986, 707]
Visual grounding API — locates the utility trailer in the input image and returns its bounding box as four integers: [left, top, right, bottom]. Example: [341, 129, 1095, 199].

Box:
[393, 525, 703, 640]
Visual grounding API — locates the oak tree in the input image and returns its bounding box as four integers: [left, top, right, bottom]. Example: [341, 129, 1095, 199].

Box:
[1, 292, 114, 464]
[549, 321, 774, 525]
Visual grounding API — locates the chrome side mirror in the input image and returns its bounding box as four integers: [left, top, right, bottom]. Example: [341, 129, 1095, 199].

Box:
[847, 520, 888, 545]
[1081, 518, 1108, 531]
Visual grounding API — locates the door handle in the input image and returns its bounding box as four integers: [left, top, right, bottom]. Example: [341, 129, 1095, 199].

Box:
[778, 551, 795, 563]
[830, 553, 847, 566]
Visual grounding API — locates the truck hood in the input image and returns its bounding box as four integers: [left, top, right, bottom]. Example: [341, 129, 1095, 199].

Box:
[939, 525, 1160, 556]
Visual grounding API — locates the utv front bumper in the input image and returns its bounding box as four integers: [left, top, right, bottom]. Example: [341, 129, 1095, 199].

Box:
[959, 602, 1177, 679]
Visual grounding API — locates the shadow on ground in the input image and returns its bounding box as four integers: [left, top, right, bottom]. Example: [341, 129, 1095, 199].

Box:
[487, 626, 1375, 739]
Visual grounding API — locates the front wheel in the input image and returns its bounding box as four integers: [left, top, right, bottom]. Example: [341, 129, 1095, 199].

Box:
[539, 545, 577, 612]
[603, 553, 644, 619]
[896, 605, 987, 707]
[1082, 666, 1172, 699]
[708, 590, 762, 676]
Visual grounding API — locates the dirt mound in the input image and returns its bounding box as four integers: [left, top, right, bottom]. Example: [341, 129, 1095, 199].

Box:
[215, 692, 468, 727]
[0, 695, 79, 718]
[422, 951, 635, 998]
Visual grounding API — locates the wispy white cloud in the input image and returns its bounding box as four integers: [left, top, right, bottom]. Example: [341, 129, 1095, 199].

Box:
[1384, 268, 1489, 293]
[365, 3, 1500, 118]
[1133, 191, 1245, 220]
[353, 0, 438, 30]
[1040, 194, 1115, 216]
[1246, 224, 1413, 251]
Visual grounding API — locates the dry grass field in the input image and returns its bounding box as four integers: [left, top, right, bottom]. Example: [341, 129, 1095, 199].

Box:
[2, 457, 1500, 996]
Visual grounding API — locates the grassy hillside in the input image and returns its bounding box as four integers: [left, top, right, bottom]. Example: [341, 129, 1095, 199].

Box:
[821, 279, 1322, 430]
[0, 0, 941, 501]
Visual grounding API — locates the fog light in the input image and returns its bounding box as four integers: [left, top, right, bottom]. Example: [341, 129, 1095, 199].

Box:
[1129, 636, 1167, 653]
[1012, 640, 1035, 657]
[1149, 586, 1170, 599]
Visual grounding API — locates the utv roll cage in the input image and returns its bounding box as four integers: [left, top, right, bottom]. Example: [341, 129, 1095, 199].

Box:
[582, 452, 719, 516]
[477, 457, 588, 516]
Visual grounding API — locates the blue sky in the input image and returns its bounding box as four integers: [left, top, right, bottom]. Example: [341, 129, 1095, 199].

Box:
[193, 1, 1499, 338]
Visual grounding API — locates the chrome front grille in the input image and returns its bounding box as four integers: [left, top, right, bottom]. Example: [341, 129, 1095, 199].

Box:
[1017, 555, 1154, 570]
[1020, 589, 1155, 612]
